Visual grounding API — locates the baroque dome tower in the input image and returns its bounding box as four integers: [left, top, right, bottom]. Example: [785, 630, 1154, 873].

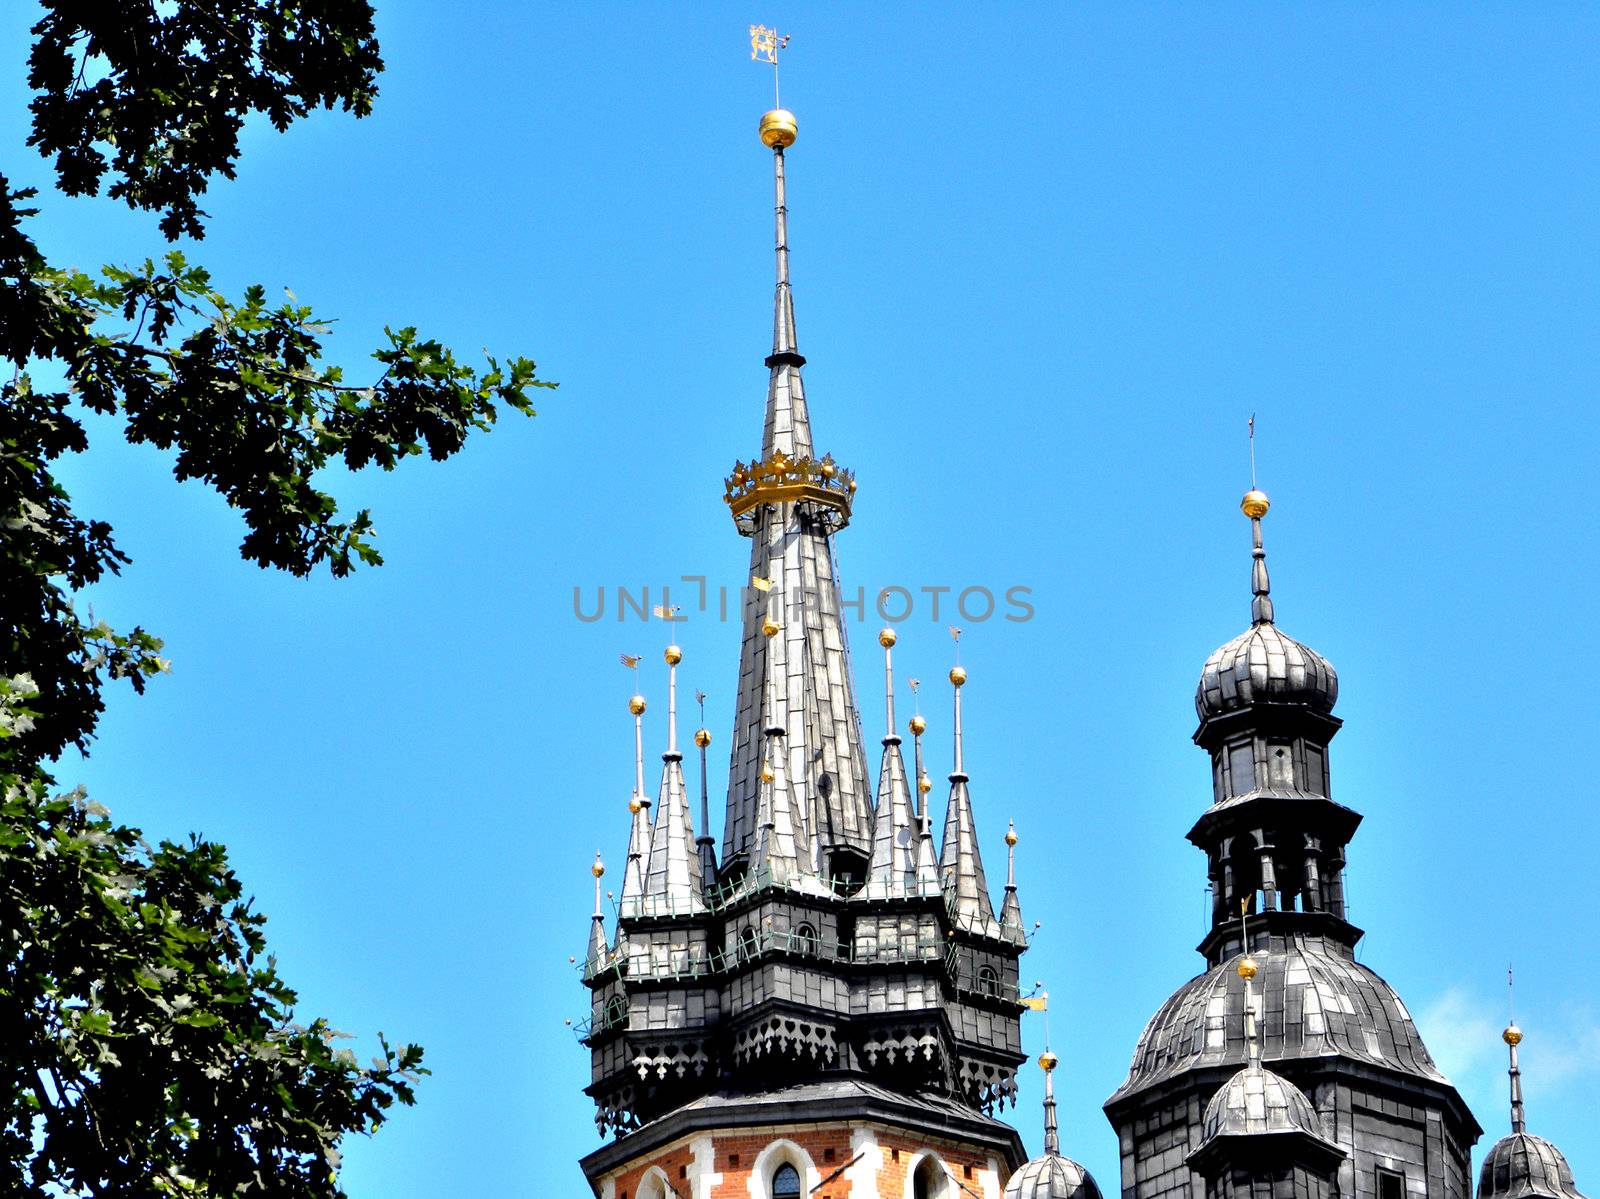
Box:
[1104, 488, 1481, 1199]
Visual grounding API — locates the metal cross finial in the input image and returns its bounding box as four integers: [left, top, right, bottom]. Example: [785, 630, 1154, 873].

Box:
[749, 24, 792, 107]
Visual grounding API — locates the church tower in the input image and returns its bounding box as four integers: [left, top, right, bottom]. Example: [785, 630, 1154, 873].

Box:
[1104, 488, 1482, 1199]
[577, 104, 1031, 1199]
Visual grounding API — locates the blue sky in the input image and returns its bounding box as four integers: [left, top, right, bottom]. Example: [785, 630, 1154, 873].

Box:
[4, 3, 1598, 1195]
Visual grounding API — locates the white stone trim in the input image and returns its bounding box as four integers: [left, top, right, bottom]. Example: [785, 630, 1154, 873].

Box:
[637, 1166, 673, 1199]
[846, 1128, 883, 1198]
[689, 1135, 723, 1199]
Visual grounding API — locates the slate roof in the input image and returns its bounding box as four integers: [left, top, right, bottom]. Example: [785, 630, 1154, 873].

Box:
[1196, 622, 1338, 719]
[1109, 943, 1447, 1105]
[1201, 1064, 1322, 1140]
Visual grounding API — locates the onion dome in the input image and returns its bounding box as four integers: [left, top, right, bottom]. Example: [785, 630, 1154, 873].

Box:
[1110, 944, 1447, 1105]
[1196, 490, 1338, 720]
[1479, 1135, 1588, 1199]
[1201, 1064, 1321, 1141]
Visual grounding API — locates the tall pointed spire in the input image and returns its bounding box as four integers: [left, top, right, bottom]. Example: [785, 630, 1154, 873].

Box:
[620, 692, 653, 906]
[721, 107, 872, 880]
[585, 853, 609, 974]
[941, 664, 998, 932]
[866, 628, 919, 895]
[645, 645, 704, 910]
[909, 702, 941, 891]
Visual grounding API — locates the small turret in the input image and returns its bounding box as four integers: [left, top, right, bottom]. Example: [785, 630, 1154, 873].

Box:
[1003, 1051, 1104, 1199]
[619, 693, 653, 906]
[1477, 1022, 1589, 1199]
[865, 628, 922, 896]
[643, 645, 704, 912]
[941, 662, 999, 935]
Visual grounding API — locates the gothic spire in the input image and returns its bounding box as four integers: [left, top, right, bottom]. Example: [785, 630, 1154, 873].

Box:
[866, 628, 919, 895]
[644, 645, 704, 910]
[748, 621, 824, 892]
[619, 693, 653, 906]
[941, 664, 998, 932]
[1000, 821, 1023, 931]
[721, 108, 872, 878]
[585, 852, 608, 975]
[909, 706, 941, 891]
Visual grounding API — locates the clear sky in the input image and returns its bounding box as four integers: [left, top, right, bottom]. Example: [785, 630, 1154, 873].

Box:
[4, 3, 1598, 1195]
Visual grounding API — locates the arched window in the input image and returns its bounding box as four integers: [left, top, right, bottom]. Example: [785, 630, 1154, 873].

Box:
[603, 994, 627, 1030]
[977, 965, 999, 997]
[795, 923, 819, 957]
[739, 926, 760, 962]
[913, 1157, 946, 1199]
[772, 1163, 802, 1199]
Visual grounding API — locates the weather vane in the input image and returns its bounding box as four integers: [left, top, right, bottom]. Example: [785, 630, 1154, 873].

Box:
[1248, 413, 1258, 490]
[749, 24, 792, 107]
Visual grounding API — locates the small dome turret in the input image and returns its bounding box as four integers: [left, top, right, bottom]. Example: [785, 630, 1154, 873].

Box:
[1201, 1064, 1321, 1141]
[1196, 489, 1337, 720]
[1004, 1155, 1104, 1199]
[1479, 1135, 1588, 1199]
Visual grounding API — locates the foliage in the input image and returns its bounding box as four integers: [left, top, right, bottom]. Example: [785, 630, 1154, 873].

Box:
[1, 1, 551, 1193]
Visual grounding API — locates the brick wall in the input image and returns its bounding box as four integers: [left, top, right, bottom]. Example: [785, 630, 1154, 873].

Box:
[594, 1121, 1008, 1199]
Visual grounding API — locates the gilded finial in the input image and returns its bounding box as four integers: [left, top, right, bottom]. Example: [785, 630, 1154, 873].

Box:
[1241, 489, 1270, 519]
[918, 773, 933, 795]
[760, 761, 775, 784]
[1503, 1024, 1523, 1046]
[628, 796, 643, 814]
[908, 714, 927, 737]
[592, 854, 606, 878]
[1237, 956, 1258, 981]
[878, 627, 897, 648]
[1005, 821, 1018, 847]
[1039, 1050, 1059, 1072]
[694, 727, 713, 749]
[759, 109, 798, 148]
[949, 665, 967, 687]
[664, 644, 683, 666]
[762, 617, 781, 638]
[628, 694, 647, 716]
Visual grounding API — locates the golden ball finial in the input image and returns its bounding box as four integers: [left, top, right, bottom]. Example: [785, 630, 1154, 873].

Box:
[1237, 955, 1259, 981]
[759, 762, 775, 784]
[1005, 822, 1018, 847]
[762, 617, 781, 638]
[694, 727, 712, 749]
[1241, 489, 1271, 519]
[878, 627, 897, 649]
[628, 795, 643, 814]
[949, 665, 968, 687]
[591, 854, 605, 879]
[908, 714, 927, 737]
[918, 774, 933, 795]
[628, 694, 647, 716]
[1503, 1024, 1523, 1046]
[759, 108, 798, 148]
[1039, 1050, 1059, 1072]
[664, 644, 683, 666]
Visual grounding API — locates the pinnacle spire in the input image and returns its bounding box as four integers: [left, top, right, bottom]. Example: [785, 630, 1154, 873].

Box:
[749, 629, 823, 891]
[585, 852, 609, 974]
[762, 136, 812, 458]
[721, 114, 872, 878]
[1000, 821, 1024, 930]
[619, 695, 653, 906]
[693, 702, 718, 893]
[866, 630, 920, 895]
[1506, 969, 1526, 1135]
[941, 666, 998, 932]
[644, 646, 704, 910]
[910, 712, 941, 891]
